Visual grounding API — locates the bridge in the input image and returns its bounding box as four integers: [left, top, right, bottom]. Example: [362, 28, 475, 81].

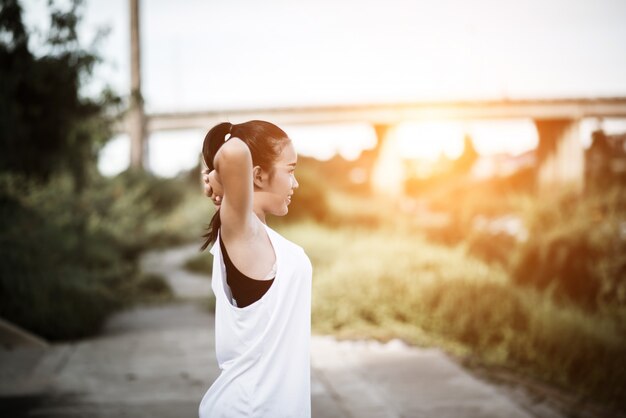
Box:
[124, 0, 626, 193]
[142, 98, 626, 131]
[125, 97, 626, 193]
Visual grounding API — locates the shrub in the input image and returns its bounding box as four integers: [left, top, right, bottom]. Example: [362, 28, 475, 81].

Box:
[184, 252, 213, 275]
[0, 172, 174, 340]
[511, 187, 626, 309]
[465, 231, 517, 267]
[276, 164, 329, 222]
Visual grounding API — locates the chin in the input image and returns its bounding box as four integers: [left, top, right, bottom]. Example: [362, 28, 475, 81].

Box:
[272, 206, 289, 217]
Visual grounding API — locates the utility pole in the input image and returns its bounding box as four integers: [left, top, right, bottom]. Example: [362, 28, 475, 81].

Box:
[129, 0, 145, 169]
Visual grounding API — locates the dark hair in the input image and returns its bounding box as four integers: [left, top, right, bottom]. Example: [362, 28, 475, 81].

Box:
[199, 120, 290, 251]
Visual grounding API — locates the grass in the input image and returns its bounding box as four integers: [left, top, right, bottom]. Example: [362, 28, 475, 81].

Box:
[277, 220, 626, 408]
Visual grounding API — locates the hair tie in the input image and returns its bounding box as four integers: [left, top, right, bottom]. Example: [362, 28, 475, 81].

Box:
[225, 123, 233, 142]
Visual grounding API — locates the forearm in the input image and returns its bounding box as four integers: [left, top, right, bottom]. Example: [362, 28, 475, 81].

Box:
[212, 138, 254, 216]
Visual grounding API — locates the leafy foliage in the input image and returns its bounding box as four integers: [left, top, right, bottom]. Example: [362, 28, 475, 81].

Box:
[512, 187, 626, 309]
[0, 0, 120, 190]
[0, 172, 176, 340]
[0, 1, 178, 340]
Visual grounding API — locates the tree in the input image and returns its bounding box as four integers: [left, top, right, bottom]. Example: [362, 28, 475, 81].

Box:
[586, 129, 613, 188]
[454, 134, 479, 175]
[0, 0, 119, 191]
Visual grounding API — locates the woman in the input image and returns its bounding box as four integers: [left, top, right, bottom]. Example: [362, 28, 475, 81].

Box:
[198, 120, 312, 418]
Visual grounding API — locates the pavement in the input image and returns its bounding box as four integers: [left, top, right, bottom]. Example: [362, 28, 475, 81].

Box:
[0, 244, 567, 418]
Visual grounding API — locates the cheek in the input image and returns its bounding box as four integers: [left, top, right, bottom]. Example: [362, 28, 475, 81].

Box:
[273, 173, 292, 190]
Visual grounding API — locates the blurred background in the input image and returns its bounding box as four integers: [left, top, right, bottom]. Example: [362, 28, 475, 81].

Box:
[1, 0, 625, 414]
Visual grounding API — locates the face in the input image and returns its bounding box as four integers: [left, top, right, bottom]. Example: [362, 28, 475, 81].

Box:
[257, 141, 299, 216]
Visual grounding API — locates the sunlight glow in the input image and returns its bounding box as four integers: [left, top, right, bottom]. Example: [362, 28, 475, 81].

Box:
[396, 122, 465, 161]
[394, 120, 540, 161]
[287, 123, 377, 161]
[371, 127, 403, 196]
[467, 120, 538, 156]
[373, 120, 542, 194]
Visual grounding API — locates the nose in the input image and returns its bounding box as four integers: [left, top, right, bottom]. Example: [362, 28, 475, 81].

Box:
[292, 176, 299, 189]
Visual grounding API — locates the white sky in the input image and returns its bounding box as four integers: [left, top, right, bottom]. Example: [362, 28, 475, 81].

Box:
[21, 0, 626, 176]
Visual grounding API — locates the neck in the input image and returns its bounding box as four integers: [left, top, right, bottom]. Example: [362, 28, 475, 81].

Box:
[253, 207, 267, 225]
[253, 197, 267, 224]
[252, 190, 272, 225]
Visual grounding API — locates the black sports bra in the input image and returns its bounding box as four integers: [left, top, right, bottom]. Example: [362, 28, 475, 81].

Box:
[219, 235, 275, 308]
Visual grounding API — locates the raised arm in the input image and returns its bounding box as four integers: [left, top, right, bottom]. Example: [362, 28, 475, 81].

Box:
[213, 137, 256, 237]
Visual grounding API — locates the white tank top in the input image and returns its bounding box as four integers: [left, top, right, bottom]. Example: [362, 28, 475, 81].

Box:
[199, 224, 312, 418]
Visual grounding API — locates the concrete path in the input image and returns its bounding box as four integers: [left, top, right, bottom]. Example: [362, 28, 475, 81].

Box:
[140, 243, 212, 299]
[0, 244, 565, 418]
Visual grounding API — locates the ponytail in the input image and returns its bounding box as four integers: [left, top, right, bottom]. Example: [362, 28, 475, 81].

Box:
[200, 211, 220, 251]
[200, 122, 232, 251]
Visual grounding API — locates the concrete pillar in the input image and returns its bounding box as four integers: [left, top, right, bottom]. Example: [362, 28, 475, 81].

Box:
[371, 124, 403, 196]
[129, 0, 146, 169]
[534, 119, 585, 193]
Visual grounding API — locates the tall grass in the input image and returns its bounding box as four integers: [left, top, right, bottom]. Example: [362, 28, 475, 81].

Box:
[278, 221, 626, 407]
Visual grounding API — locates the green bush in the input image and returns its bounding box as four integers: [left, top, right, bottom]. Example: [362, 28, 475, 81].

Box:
[0, 0, 180, 341]
[184, 252, 213, 275]
[277, 164, 329, 223]
[511, 187, 626, 309]
[0, 172, 175, 340]
[421, 181, 626, 311]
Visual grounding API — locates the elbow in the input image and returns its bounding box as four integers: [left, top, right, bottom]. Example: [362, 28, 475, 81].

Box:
[215, 138, 251, 170]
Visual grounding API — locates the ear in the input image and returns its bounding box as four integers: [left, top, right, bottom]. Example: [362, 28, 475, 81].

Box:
[252, 165, 268, 189]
